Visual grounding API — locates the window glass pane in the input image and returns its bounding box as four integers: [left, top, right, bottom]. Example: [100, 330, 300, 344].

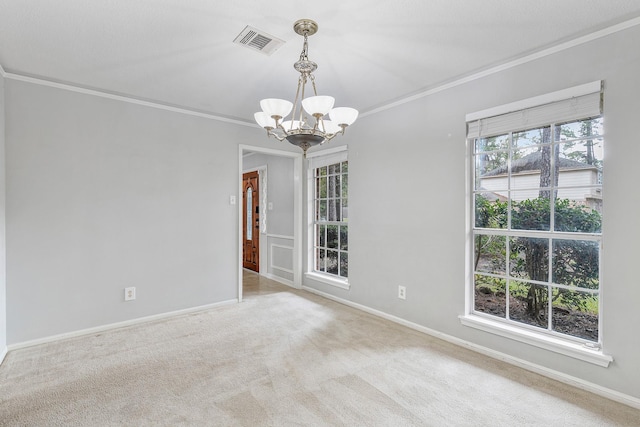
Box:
[511, 145, 543, 176]
[475, 135, 509, 153]
[558, 139, 603, 169]
[327, 175, 337, 198]
[340, 252, 348, 278]
[341, 161, 348, 174]
[474, 234, 506, 274]
[509, 237, 549, 281]
[327, 199, 340, 221]
[327, 225, 339, 249]
[326, 250, 339, 275]
[552, 288, 598, 341]
[513, 126, 551, 148]
[475, 193, 507, 229]
[556, 117, 603, 140]
[554, 197, 602, 233]
[552, 239, 599, 289]
[341, 173, 348, 200]
[319, 200, 327, 221]
[341, 197, 349, 222]
[246, 187, 253, 241]
[317, 249, 326, 272]
[318, 166, 327, 177]
[318, 176, 327, 198]
[318, 224, 326, 247]
[474, 275, 506, 318]
[328, 163, 340, 175]
[510, 196, 550, 231]
[509, 280, 548, 329]
[340, 226, 348, 251]
[475, 152, 509, 190]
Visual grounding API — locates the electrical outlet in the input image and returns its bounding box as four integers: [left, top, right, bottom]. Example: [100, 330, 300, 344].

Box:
[398, 286, 406, 300]
[124, 287, 136, 301]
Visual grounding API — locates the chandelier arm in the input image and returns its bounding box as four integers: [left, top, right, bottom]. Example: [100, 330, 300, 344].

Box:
[298, 74, 307, 125]
[267, 130, 286, 141]
[308, 75, 322, 133]
[310, 74, 319, 96]
[285, 74, 305, 133]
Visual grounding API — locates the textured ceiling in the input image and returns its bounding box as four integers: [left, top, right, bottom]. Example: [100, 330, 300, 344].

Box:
[1, 1, 640, 125]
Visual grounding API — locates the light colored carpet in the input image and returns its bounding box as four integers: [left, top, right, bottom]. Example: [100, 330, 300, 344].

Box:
[1, 272, 639, 426]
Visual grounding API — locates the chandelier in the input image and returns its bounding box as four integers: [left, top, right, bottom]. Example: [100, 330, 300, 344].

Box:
[254, 19, 358, 156]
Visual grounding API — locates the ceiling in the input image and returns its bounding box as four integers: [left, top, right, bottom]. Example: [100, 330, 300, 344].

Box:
[1, 1, 640, 126]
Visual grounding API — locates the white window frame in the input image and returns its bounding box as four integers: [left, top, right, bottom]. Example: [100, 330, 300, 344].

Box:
[461, 81, 613, 367]
[305, 146, 349, 289]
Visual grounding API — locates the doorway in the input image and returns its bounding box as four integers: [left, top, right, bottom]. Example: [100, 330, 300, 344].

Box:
[242, 170, 260, 272]
[238, 145, 303, 302]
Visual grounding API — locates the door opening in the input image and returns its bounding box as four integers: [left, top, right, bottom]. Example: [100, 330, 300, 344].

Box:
[239, 145, 303, 302]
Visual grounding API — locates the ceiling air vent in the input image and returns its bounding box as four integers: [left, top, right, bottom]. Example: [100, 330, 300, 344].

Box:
[233, 25, 285, 56]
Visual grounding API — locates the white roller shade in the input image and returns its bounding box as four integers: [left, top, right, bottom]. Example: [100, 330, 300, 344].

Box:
[467, 81, 603, 138]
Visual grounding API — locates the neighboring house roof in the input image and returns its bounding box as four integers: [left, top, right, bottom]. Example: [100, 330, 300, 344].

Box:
[482, 151, 597, 177]
[477, 188, 507, 202]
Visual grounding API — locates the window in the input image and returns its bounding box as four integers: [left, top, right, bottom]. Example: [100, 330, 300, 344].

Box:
[307, 148, 348, 284]
[464, 82, 608, 363]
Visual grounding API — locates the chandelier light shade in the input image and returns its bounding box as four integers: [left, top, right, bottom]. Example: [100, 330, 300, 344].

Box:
[254, 19, 358, 156]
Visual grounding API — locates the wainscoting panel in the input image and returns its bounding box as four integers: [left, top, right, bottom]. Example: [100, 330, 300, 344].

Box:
[267, 234, 294, 283]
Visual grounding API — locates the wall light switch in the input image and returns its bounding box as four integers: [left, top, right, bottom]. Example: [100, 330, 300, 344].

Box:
[268, 202, 273, 210]
[230, 195, 236, 205]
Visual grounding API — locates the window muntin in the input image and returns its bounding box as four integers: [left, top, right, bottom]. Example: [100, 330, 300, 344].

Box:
[472, 116, 603, 344]
[314, 160, 348, 279]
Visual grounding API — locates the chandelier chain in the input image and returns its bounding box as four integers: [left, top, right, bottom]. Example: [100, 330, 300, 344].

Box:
[300, 32, 309, 62]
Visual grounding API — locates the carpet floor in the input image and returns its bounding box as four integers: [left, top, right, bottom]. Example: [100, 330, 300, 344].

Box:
[1, 272, 638, 426]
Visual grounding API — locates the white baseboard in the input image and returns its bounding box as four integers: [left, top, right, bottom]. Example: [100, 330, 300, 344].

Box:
[261, 272, 295, 288]
[8, 299, 238, 351]
[302, 285, 640, 411]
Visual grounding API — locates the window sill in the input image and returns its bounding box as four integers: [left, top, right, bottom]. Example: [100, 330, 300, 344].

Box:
[304, 272, 350, 290]
[459, 314, 613, 367]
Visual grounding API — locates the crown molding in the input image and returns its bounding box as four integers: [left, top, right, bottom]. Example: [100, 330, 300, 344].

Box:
[2, 15, 640, 123]
[361, 15, 640, 118]
[3, 71, 256, 128]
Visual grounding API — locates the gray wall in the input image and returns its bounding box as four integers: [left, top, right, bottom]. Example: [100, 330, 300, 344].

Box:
[4, 80, 259, 343]
[303, 25, 640, 399]
[0, 73, 6, 356]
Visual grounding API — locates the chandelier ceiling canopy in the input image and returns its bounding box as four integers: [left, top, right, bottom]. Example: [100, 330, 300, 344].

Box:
[254, 19, 358, 156]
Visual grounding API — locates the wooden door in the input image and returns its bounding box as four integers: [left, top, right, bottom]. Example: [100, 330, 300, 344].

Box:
[242, 171, 260, 272]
